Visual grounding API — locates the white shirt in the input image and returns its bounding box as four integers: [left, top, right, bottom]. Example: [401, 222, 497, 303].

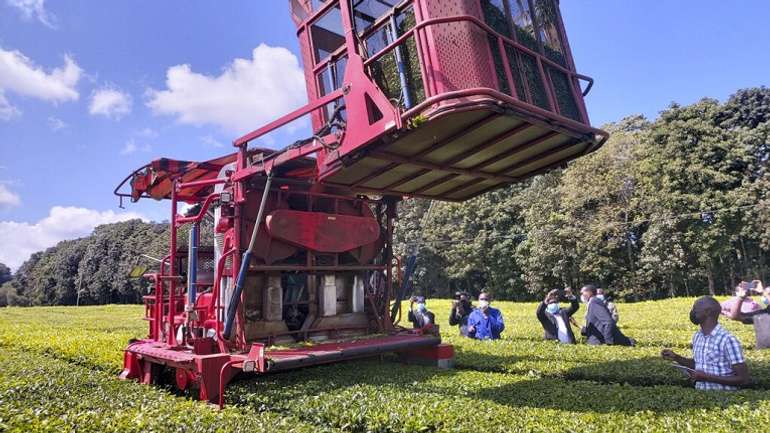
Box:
[555, 315, 570, 343]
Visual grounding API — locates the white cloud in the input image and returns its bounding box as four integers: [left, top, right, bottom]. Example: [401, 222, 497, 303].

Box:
[89, 87, 132, 119]
[0, 48, 81, 119]
[0, 206, 146, 270]
[0, 93, 20, 120]
[200, 134, 224, 148]
[147, 44, 306, 134]
[120, 138, 150, 155]
[5, 0, 56, 28]
[0, 184, 20, 208]
[47, 115, 66, 131]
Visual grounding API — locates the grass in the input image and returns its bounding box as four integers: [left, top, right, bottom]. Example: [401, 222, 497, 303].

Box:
[1, 298, 769, 432]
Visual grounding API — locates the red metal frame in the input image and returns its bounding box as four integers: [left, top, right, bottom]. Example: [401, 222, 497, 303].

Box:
[118, 0, 605, 405]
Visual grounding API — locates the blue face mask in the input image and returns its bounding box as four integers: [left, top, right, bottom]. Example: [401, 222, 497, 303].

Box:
[416, 303, 427, 313]
[596, 294, 605, 301]
[546, 303, 560, 314]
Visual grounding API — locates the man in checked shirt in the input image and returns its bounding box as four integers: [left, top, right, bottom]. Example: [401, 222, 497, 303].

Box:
[661, 296, 750, 390]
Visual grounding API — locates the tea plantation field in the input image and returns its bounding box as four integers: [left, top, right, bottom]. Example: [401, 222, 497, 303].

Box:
[1, 298, 770, 432]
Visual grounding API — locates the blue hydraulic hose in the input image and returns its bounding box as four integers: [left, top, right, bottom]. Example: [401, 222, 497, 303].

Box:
[187, 222, 199, 307]
[223, 172, 273, 340]
[389, 14, 412, 109]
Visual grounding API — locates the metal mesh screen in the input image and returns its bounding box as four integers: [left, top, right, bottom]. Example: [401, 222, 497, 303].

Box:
[548, 67, 581, 121]
[366, 7, 425, 108]
[519, 52, 550, 110]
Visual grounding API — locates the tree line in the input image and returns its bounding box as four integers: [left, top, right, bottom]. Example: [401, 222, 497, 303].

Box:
[396, 87, 770, 300]
[2, 87, 769, 306]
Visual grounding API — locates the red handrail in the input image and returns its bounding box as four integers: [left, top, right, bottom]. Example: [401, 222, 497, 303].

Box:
[176, 193, 220, 225]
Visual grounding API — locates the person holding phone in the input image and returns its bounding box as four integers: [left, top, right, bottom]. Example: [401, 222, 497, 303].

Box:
[536, 288, 580, 344]
[449, 291, 473, 336]
[407, 295, 435, 330]
[728, 280, 770, 323]
[721, 282, 762, 317]
[662, 296, 750, 390]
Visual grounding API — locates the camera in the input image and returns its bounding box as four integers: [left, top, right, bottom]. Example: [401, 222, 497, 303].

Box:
[454, 291, 469, 300]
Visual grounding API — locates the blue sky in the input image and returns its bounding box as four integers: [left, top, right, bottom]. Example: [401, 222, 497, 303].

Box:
[0, 0, 769, 269]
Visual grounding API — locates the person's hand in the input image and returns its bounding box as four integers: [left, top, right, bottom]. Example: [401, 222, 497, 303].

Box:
[736, 286, 748, 298]
[468, 325, 475, 333]
[661, 348, 677, 361]
[752, 280, 764, 294]
[688, 370, 707, 382]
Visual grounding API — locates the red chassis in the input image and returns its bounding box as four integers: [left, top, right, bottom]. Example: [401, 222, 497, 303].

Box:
[114, 0, 606, 407]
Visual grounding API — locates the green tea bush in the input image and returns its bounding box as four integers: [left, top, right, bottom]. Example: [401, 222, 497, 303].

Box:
[1, 298, 770, 432]
[0, 348, 328, 433]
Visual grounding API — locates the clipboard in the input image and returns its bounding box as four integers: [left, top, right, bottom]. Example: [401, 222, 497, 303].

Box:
[671, 363, 696, 377]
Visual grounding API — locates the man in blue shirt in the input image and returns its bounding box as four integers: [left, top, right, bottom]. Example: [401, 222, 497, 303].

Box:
[467, 291, 504, 340]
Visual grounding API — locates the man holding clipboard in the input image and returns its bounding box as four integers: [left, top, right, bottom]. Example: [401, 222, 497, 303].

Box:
[661, 296, 750, 390]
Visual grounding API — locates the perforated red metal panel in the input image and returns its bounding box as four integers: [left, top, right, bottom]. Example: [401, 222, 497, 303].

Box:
[422, 0, 498, 93]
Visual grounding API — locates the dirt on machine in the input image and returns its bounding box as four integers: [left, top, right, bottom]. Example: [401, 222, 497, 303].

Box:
[114, 0, 608, 406]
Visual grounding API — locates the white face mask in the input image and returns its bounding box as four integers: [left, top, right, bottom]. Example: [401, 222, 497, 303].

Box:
[478, 300, 490, 309]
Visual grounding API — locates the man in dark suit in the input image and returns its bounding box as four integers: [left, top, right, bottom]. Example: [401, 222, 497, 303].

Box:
[536, 288, 580, 344]
[581, 285, 635, 346]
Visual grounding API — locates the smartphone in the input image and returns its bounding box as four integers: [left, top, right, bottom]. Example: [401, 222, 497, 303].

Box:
[740, 281, 756, 290]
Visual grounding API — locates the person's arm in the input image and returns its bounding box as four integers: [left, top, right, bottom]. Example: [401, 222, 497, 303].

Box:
[467, 311, 478, 336]
[536, 301, 548, 321]
[565, 297, 579, 317]
[491, 309, 505, 334]
[407, 310, 416, 323]
[661, 349, 696, 369]
[690, 363, 750, 387]
[728, 289, 747, 321]
[422, 311, 435, 327]
[449, 303, 460, 326]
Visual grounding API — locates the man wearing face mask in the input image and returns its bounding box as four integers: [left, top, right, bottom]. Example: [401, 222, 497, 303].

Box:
[596, 288, 619, 323]
[727, 280, 770, 349]
[467, 291, 505, 340]
[408, 296, 435, 330]
[581, 285, 635, 346]
[536, 288, 579, 344]
[662, 296, 750, 390]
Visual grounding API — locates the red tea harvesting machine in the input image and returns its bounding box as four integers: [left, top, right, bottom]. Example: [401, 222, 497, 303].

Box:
[115, 0, 607, 406]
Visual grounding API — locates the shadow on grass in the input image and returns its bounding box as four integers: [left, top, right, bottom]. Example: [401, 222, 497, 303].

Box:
[227, 354, 770, 416]
[469, 356, 770, 414]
